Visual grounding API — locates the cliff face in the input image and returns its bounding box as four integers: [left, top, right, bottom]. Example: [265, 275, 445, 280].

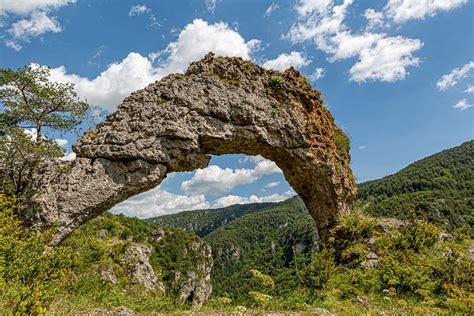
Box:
[27, 53, 356, 244]
[63, 212, 213, 308]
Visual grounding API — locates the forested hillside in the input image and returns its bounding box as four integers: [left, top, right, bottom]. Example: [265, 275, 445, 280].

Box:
[357, 140, 473, 233]
[203, 197, 316, 302]
[147, 202, 274, 237]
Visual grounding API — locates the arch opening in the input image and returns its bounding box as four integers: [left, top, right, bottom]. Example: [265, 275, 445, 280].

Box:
[110, 154, 296, 220]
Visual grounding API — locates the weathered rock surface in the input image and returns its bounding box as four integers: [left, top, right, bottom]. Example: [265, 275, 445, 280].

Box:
[27, 53, 356, 244]
[174, 241, 213, 307]
[122, 244, 165, 292]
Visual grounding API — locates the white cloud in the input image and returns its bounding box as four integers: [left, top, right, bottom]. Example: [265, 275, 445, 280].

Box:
[2, 0, 75, 50]
[364, 8, 385, 30]
[128, 4, 150, 16]
[211, 190, 295, 208]
[44, 19, 260, 112]
[181, 156, 282, 195]
[358, 145, 366, 150]
[7, 10, 61, 43]
[264, 181, 280, 189]
[310, 67, 326, 81]
[128, 4, 158, 27]
[287, 0, 423, 82]
[4, 39, 22, 51]
[437, 61, 474, 91]
[55, 138, 68, 147]
[350, 36, 422, 82]
[295, 0, 333, 16]
[205, 0, 219, 13]
[0, 0, 74, 15]
[48, 52, 160, 112]
[384, 0, 468, 23]
[453, 99, 472, 111]
[110, 186, 295, 218]
[111, 188, 210, 218]
[60, 151, 76, 161]
[265, 2, 280, 17]
[262, 52, 311, 71]
[465, 85, 474, 94]
[157, 19, 260, 75]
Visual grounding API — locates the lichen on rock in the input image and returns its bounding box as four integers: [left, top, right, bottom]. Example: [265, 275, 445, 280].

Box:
[27, 53, 356, 245]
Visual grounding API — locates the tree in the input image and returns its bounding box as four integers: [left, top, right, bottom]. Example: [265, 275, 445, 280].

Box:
[0, 65, 90, 197]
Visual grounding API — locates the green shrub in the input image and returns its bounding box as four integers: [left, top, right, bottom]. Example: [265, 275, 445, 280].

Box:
[334, 130, 350, 157]
[0, 195, 74, 314]
[300, 249, 338, 293]
[269, 76, 284, 89]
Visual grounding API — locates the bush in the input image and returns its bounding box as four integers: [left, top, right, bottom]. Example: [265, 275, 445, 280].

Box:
[334, 130, 350, 157]
[269, 76, 284, 89]
[0, 195, 74, 314]
[300, 249, 338, 293]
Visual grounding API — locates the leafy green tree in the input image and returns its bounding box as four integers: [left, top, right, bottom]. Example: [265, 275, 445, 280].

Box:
[0, 65, 90, 197]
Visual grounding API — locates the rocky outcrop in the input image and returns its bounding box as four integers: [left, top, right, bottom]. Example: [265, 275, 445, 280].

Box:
[174, 242, 213, 307]
[27, 53, 356, 244]
[122, 245, 165, 292]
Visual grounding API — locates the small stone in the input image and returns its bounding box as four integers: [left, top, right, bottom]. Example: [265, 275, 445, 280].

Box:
[439, 232, 453, 241]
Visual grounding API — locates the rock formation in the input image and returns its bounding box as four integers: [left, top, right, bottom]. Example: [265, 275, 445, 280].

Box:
[173, 241, 213, 307]
[27, 53, 356, 245]
[122, 244, 165, 292]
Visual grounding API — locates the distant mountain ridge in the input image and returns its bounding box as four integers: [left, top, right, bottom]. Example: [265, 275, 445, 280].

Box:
[146, 202, 276, 237]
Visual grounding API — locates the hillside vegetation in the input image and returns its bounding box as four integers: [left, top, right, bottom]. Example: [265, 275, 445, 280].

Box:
[148, 202, 274, 237]
[357, 140, 473, 234]
[1, 142, 473, 314]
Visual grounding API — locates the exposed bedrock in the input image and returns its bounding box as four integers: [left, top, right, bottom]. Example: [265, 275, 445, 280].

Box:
[27, 53, 356, 245]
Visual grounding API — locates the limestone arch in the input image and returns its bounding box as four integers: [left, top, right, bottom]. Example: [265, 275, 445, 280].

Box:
[29, 54, 356, 245]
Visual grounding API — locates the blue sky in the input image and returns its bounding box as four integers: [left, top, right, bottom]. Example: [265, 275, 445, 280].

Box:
[1, 0, 473, 217]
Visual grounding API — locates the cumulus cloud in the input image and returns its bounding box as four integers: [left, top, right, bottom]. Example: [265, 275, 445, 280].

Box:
[111, 188, 210, 218]
[310, 67, 326, 81]
[384, 0, 468, 23]
[364, 8, 385, 30]
[156, 19, 260, 75]
[48, 52, 160, 112]
[452, 99, 472, 111]
[1, 0, 74, 50]
[349, 36, 422, 82]
[262, 52, 311, 71]
[54, 138, 68, 147]
[45, 19, 260, 111]
[295, 0, 333, 16]
[212, 190, 295, 208]
[286, 0, 423, 82]
[110, 186, 295, 218]
[0, 0, 74, 15]
[437, 61, 474, 91]
[60, 151, 76, 161]
[8, 11, 61, 41]
[181, 156, 282, 195]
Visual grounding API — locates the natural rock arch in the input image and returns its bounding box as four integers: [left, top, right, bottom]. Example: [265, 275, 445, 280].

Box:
[28, 54, 356, 245]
